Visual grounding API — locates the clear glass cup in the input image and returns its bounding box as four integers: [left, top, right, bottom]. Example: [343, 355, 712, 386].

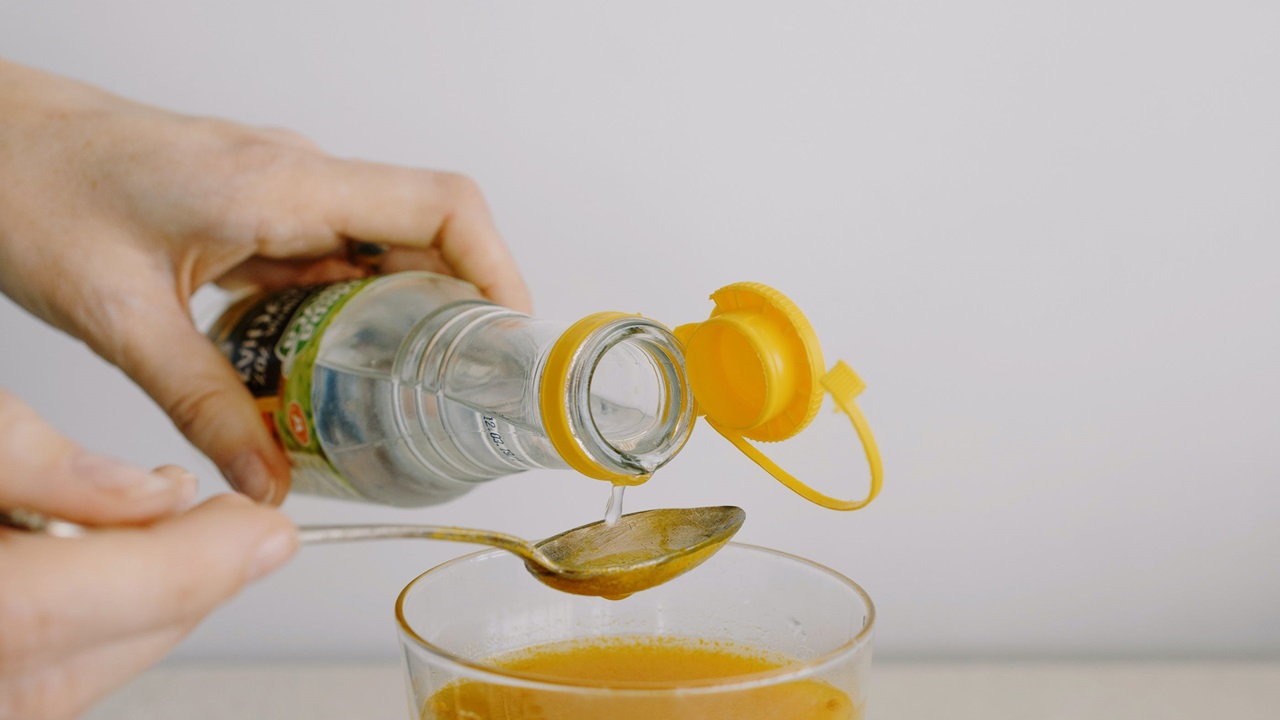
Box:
[396, 543, 875, 719]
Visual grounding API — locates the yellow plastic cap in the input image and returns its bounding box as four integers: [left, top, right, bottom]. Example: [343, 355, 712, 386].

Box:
[674, 282, 825, 443]
[676, 282, 883, 512]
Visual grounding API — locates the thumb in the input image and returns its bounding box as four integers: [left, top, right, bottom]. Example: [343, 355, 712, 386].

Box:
[4, 494, 299, 665]
[112, 301, 291, 504]
[0, 389, 196, 524]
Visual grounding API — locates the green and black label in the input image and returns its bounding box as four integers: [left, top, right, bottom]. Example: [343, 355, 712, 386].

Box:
[210, 279, 374, 498]
[213, 285, 317, 400]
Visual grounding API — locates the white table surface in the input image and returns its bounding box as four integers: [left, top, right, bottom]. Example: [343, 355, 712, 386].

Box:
[84, 661, 1280, 719]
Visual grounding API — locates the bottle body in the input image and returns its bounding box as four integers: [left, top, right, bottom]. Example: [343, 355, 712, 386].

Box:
[210, 272, 694, 506]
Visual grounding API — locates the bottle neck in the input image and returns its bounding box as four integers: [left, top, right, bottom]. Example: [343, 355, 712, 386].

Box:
[546, 315, 695, 480]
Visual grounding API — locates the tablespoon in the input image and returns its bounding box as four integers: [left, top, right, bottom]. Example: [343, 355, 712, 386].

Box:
[0, 505, 745, 598]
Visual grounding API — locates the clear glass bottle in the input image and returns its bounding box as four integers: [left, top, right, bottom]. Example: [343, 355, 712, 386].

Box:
[209, 272, 695, 506]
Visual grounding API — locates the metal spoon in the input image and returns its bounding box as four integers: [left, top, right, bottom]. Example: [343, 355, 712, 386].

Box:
[0, 506, 746, 598]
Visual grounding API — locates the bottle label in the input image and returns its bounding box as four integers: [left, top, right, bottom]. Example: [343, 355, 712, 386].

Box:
[210, 279, 374, 499]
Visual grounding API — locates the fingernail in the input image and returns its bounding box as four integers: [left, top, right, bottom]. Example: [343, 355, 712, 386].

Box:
[262, 477, 289, 508]
[74, 453, 175, 497]
[152, 466, 199, 509]
[248, 528, 298, 582]
[227, 451, 272, 501]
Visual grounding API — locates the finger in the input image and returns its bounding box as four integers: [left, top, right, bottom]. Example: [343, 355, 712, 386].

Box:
[306, 161, 532, 313]
[150, 465, 200, 511]
[108, 295, 292, 503]
[0, 494, 296, 671]
[1, 623, 190, 720]
[215, 255, 367, 293]
[0, 390, 195, 524]
[377, 245, 455, 276]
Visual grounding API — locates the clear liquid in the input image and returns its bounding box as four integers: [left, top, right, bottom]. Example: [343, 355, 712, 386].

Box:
[309, 336, 667, 506]
[603, 484, 626, 527]
[283, 273, 691, 506]
[589, 342, 664, 451]
[311, 357, 570, 506]
[303, 284, 567, 506]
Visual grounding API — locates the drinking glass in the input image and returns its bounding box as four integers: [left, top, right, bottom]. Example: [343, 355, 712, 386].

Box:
[396, 542, 874, 719]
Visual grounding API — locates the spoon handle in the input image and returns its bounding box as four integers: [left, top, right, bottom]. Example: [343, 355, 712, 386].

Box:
[298, 524, 539, 563]
[0, 510, 542, 566]
[0, 508, 87, 538]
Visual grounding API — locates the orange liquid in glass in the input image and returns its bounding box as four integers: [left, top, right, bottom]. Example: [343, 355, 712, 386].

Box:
[423, 636, 857, 720]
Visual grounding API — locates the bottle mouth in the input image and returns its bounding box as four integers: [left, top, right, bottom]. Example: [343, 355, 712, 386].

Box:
[563, 317, 695, 478]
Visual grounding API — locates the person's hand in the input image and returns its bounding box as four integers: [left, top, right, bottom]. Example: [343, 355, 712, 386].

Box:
[0, 60, 532, 504]
[0, 390, 298, 720]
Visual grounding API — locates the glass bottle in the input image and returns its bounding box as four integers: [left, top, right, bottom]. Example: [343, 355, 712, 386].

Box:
[209, 271, 694, 506]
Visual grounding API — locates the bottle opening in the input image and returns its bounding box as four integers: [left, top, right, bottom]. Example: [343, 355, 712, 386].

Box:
[588, 339, 670, 456]
[562, 318, 694, 477]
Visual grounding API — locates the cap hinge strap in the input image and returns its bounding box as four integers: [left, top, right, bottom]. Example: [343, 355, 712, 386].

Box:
[709, 360, 882, 511]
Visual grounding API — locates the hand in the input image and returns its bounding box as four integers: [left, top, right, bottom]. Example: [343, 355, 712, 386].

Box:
[0, 59, 532, 503]
[0, 390, 297, 720]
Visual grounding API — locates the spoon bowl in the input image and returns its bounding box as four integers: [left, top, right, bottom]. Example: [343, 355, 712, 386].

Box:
[529, 506, 747, 597]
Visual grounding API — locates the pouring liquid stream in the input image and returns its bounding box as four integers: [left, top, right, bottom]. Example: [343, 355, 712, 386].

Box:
[603, 484, 626, 527]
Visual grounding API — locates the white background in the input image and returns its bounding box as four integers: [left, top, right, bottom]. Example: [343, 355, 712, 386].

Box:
[1, 0, 1276, 662]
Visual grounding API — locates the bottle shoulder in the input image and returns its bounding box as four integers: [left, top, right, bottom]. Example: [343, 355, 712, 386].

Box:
[315, 273, 491, 372]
